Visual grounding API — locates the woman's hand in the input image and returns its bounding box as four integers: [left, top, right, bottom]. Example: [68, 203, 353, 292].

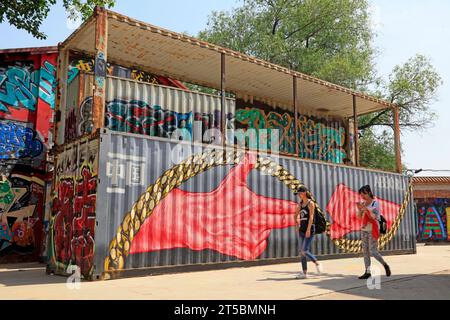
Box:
[306, 230, 311, 238]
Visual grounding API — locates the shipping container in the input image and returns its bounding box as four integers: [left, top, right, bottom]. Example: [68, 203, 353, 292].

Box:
[0, 47, 57, 263]
[48, 8, 416, 280]
[48, 129, 416, 280]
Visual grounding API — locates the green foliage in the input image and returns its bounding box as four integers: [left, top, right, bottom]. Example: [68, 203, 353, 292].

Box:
[359, 54, 443, 132]
[0, 0, 115, 39]
[359, 128, 397, 172]
[199, 0, 377, 89]
[199, 0, 443, 171]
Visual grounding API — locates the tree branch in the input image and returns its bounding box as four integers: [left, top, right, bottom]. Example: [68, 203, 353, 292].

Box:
[358, 109, 390, 130]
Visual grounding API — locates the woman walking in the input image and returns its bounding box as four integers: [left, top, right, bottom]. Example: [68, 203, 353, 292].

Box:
[357, 185, 392, 279]
[294, 186, 323, 279]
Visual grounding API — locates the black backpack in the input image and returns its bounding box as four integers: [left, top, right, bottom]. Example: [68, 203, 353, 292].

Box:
[379, 214, 387, 235]
[370, 200, 387, 235]
[313, 204, 327, 234]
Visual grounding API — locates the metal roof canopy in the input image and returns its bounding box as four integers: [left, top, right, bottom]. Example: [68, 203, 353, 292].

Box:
[0, 46, 58, 55]
[59, 8, 396, 119]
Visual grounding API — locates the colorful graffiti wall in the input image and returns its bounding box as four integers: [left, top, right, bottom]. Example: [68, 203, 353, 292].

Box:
[63, 56, 192, 144]
[49, 138, 99, 278]
[0, 168, 46, 262]
[235, 99, 347, 164]
[0, 53, 57, 150]
[64, 74, 235, 145]
[0, 51, 57, 263]
[104, 99, 234, 141]
[416, 198, 450, 242]
[67, 57, 188, 90]
[44, 131, 412, 279]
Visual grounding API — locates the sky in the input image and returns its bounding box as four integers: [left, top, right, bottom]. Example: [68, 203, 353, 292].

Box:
[0, 0, 448, 176]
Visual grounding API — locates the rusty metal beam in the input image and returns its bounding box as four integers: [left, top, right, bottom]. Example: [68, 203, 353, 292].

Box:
[92, 6, 108, 131]
[221, 52, 226, 146]
[344, 117, 351, 163]
[353, 95, 359, 167]
[393, 106, 402, 173]
[293, 76, 299, 156]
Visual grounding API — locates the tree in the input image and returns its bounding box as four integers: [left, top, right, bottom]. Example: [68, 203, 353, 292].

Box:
[358, 54, 442, 170]
[359, 128, 397, 172]
[359, 54, 442, 133]
[199, 0, 377, 89]
[0, 0, 115, 39]
[199, 0, 443, 171]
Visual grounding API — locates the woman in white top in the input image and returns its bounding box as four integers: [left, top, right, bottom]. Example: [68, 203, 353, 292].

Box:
[357, 185, 391, 279]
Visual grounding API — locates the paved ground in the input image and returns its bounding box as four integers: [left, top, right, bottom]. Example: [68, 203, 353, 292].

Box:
[0, 244, 449, 300]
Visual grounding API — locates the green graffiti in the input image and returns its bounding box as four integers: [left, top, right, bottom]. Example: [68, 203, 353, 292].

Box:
[0, 181, 14, 204]
[236, 107, 347, 163]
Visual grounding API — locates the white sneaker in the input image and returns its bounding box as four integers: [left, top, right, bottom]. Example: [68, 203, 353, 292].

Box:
[316, 263, 323, 274]
[295, 272, 307, 279]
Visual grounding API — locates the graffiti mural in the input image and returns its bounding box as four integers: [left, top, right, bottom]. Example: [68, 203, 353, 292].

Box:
[235, 99, 347, 163]
[38, 60, 57, 109]
[0, 51, 56, 263]
[0, 61, 38, 113]
[0, 171, 45, 262]
[105, 98, 237, 142]
[131, 155, 298, 260]
[326, 184, 401, 239]
[52, 165, 96, 276]
[0, 121, 43, 160]
[68, 57, 188, 90]
[416, 198, 449, 242]
[98, 136, 410, 275]
[106, 98, 192, 138]
[79, 96, 94, 136]
[50, 138, 99, 278]
[0, 54, 57, 149]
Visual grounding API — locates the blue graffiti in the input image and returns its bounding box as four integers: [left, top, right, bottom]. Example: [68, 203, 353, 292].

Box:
[0, 122, 43, 159]
[38, 61, 56, 108]
[0, 66, 39, 112]
[68, 67, 80, 85]
[105, 98, 193, 138]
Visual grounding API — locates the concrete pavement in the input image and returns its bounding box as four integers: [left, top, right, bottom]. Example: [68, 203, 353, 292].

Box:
[0, 244, 449, 300]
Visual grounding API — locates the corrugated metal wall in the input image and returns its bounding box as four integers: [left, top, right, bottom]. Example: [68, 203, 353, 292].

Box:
[49, 137, 100, 278]
[105, 77, 235, 143]
[93, 130, 415, 277]
[64, 73, 94, 143]
[234, 99, 348, 163]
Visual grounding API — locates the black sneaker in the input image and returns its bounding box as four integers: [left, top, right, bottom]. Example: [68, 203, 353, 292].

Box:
[358, 273, 371, 280]
[384, 264, 391, 277]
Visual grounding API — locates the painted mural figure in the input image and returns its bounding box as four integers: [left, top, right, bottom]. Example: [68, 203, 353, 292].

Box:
[0, 174, 45, 259]
[356, 185, 391, 279]
[294, 186, 323, 279]
[417, 198, 449, 241]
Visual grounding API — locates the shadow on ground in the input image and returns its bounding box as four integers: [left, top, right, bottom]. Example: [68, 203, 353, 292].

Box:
[0, 266, 67, 287]
[259, 269, 450, 300]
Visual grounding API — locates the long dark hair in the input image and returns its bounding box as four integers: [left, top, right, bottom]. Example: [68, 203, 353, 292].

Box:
[359, 185, 375, 199]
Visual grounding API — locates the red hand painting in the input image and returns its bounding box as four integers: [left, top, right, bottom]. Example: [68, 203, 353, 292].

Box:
[130, 155, 298, 260]
[326, 184, 401, 239]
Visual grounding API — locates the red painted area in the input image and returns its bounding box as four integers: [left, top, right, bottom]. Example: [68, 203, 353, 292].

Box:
[35, 53, 57, 145]
[326, 184, 401, 239]
[0, 52, 57, 148]
[53, 167, 96, 275]
[130, 155, 298, 260]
